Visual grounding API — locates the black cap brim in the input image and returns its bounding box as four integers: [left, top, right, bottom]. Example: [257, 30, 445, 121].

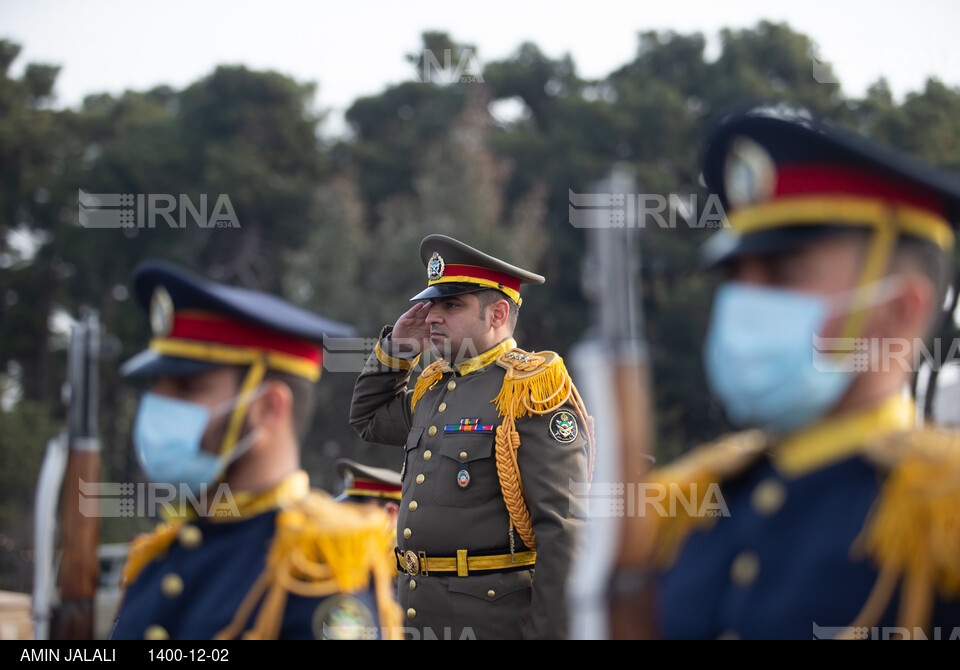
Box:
[409, 283, 489, 301]
[699, 225, 870, 269]
[120, 349, 221, 378]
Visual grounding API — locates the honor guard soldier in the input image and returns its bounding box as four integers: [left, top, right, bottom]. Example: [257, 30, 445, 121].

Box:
[635, 105, 960, 639]
[110, 261, 401, 640]
[334, 459, 402, 506]
[334, 458, 402, 531]
[350, 235, 595, 640]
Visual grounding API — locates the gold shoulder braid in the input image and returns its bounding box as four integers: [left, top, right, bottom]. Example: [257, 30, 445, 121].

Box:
[120, 523, 182, 589]
[492, 348, 596, 550]
[214, 491, 402, 640]
[637, 430, 767, 569]
[410, 359, 451, 412]
[838, 427, 960, 636]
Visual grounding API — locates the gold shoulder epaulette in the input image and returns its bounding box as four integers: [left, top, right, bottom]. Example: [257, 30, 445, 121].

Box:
[492, 347, 596, 552]
[494, 348, 571, 420]
[410, 359, 451, 412]
[845, 427, 960, 632]
[215, 490, 402, 640]
[120, 522, 181, 589]
[639, 430, 768, 570]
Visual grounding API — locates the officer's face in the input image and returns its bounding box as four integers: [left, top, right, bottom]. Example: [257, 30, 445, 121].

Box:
[425, 293, 493, 363]
[150, 367, 242, 456]
[728, 234, 864, 339]
[729, 235, 863, 294]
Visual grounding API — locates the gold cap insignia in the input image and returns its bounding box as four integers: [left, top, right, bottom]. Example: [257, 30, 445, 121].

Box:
[149, 286, 174, 338]
[427, 252, 445, 281]
[724, 136, 777, 209]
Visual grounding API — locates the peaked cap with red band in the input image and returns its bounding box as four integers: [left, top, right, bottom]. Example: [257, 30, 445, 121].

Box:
[410, 234, 545, 306]
[120, 260, 353, 381]
[699, 103, 960, 268]
[333, 458, 402, 504]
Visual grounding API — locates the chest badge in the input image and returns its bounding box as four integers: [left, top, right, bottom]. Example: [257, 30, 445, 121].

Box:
[457, 466, 471, 489]
[311, 594, 375, 640]
[445, 418, 495, 434]
[549, 410, 579, 444]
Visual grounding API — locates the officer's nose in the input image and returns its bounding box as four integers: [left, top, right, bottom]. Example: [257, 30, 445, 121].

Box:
[729, 256, 773, 287]
[425, 306, 443, 325]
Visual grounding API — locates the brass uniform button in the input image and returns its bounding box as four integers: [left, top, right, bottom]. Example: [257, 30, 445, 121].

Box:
[409, 579, 417, 591]
[409, 501, 418, 512]
[428, 426, 437, 436]
[730, 551, 760, 587]
[178, 525, 202, 549]
[403, 528, 412, 539]
[407, 608, 417, 619]
[438, 403, 447, 412]
[160, 573, 184, 598]
[487, 590, 496, 599]
[459, 451, 468, 460]
[416, 474, 425, 484]
[144, 625, 169, 640]
[447, 381, 456, 391]
[751, 479, 787, 516]
[423, 450, 432, 461]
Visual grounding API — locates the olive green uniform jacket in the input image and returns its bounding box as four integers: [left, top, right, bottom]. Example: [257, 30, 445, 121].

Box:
[350, 328, 590, 640]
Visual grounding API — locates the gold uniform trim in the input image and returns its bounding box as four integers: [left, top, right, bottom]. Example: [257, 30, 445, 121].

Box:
[343, 488, 402, 501]
[728, 195, 954, 251]
[456, 338, 517, 376]
[374, 339, 420, 371]
[427, 275, 522, 305]
[401, 549, 537, 576]
[772, 394, 914, 477]
[150, 337, 321, 381]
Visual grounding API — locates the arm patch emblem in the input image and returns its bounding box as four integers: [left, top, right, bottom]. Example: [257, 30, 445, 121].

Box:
[549, 410, 579, 444]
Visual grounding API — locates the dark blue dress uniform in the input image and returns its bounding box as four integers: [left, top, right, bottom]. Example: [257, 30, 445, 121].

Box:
[110, 477, 390, 640]
[110, 261, 401, 640]
[638, 106, 960, 640]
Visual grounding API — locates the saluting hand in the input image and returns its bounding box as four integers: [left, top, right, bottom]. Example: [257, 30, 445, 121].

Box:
[391, 302, 434, 354]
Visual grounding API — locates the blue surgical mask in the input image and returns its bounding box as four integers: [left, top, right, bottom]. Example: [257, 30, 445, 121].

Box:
[133, 388, 262, 496]
[702, 279, 901, 434]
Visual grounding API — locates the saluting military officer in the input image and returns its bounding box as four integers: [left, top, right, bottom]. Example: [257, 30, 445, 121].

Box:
[350, 235, 595, 640]
[634, 105, 960, 639]
[110, 261, 401, 640]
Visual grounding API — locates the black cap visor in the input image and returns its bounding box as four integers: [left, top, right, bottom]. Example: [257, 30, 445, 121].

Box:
[120, 348, 221, 378]
[699, 225, 872, 269]
[409, 283, 490, 302]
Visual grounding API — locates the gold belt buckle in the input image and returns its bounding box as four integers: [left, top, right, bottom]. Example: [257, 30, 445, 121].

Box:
[403, 550, 430, 576]
[403, 550, 419, 576]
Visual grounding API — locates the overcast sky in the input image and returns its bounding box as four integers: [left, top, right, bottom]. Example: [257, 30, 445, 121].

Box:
[3, 0, 959, 136]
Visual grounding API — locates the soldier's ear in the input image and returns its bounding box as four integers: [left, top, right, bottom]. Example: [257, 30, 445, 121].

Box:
[885, 273, 935, 339]
[490, 298, 510, 329]
[248, 380, 293, 431]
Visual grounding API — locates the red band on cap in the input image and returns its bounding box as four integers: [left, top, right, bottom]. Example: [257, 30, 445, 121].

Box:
[351, 479, 401, 494]
[170, 312, 322, 364]
[440, 264, 521, 292]
[776, 164, 945, 216]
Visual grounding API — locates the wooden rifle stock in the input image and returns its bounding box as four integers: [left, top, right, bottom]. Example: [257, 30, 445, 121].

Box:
[568, 166, 656, 639]
[49, 309, 103, 640]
